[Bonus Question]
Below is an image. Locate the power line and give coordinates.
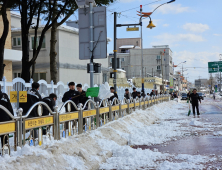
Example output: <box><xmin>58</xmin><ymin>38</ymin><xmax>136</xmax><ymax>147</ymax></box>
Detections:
<box><xmin>119</xmin><ymin>0</ymin><xmax>163</xmax><ymax>13</ymax></box>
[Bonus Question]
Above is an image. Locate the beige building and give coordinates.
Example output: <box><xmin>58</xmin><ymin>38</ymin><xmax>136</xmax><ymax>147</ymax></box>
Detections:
<box><xmin>133</xmin><ymin>77</ymin><xmax>163</xmax><ymax>92</ymax></box>
<box><xmin>0</xmin><ymin>10</ymin><xmax>22</xmax><ymax>81</ymax></box>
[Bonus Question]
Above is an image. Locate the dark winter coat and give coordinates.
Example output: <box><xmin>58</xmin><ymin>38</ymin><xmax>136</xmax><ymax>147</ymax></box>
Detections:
<box><xmin>78</xmin><ymin>90</ymin><xmax>89</xmax><ymax>109</ymax></box>
<box><xmin>42</xmin><ymin>97</ymin><xmax>56</xmax><ymax>116</ymax></box>
<box><xmin>0</xmin><ymin>92</ymin><xmax>14</xmax><ymax>122</ymax></box>
<box><xmin>124</xmin><ymin>93</ymin><xmax>130</xmax><ymax>100</ymax></box>
<box><xmin>189</xmin><ymin>93</ymin><xmax>201</xmax><ymax>104</ymax></box>
<box><xmin>19</xmin><ymin>88</ymin><xmax>42</xmax><ymax>118</ymax></box>
<box><xmin>150</xmin><ymin>92</ymin><xmax>154</xmax><ymax>97</ymax></box>
<box><xmin>62</xmin><ymin>89</ymin><xmax>80</xmax><ymax>111</ymax></box>
<box><xmin>131</xmin><ymin>91</ymin><xmax>138</xmax><ymax>99</ymax></box>
<box><xmin>109</xmin><ymin>92</ymin><xmax>118</xmax><ymax>104</ymax></box>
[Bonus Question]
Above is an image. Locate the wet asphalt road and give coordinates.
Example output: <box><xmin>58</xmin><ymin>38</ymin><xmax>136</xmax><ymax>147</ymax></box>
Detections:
<box><xmin>133</xmin><ymin>97</ymin><xmax>222</xmax><ymax>169</ymax></box>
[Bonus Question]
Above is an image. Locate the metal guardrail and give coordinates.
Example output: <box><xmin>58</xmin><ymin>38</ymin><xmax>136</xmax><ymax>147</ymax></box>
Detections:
<box><xmin>0</xmin><ymin>94</ymin><xmax>170</xmax><ymax>155</ymax></box>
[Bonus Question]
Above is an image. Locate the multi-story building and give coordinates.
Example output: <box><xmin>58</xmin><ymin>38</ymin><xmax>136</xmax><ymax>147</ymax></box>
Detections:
<box><xmin>0</xmin><ymin>11</ymin><xmax>22</xmax><ymax>82</ymax></box>
<box><xmin>11</xmin><ymin>15</ymin><xmax>109</xmax><ymax>85</ymax></box>
<box><xmin>195</xmin><ymin>79</ymin><xmax>208</xmax><ymax>88</ymax></box>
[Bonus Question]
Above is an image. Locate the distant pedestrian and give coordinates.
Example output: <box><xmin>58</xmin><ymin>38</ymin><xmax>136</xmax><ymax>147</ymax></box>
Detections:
<box><xmin>109</xmin><ymin>87</ymin><xmax>118</xmax><ymax>103</ymax></box>
<box><xmin>141</xmin><ymin>90</ymin><xmax>146</xmax><ymax>98</ymax></box>
<box><xmin>213</xmin><ymin>93</ymin><xmax>215</xmax><ymax>100</ymax></box>
<box><xmin>131</xmin><ymin>87</ymin><xmax>137</xmax><ymax>99</ymax></box>
<box><xmin>150</xmin><ymin>90</ymin><xmax>155</xmax><ymax>97</ymax></box>
<box><xmin>124</xmin><ymin>89</ymin><xmax>130</xmax><ymax>100</ymax></box>
<box><xmin>76</xmin><ymin>84</ymin><xmax>89</xmax><ymax>109</ymax></box>
<box><xmin>147</xmin><ymin>93</ymin><xmax>150</xmax><ymax>96</ymax></box>
<box><xmin>42</xmin><ymin>93</ymin><xmax>57</xmax><ymax>135</ymax></box>
<box><xmin>189</xmin><ymin>89</ymin><xmax>201</xmax><ymax>118</ymax></box>
<box><xmin>62</xmin><ymin>82</ymin><xmax>80</xmax><ymax>111</ymax></box>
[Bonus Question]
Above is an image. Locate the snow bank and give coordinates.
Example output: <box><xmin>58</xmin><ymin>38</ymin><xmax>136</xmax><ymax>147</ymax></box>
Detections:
<box><xmin>0</xmin><ymin>101</ymin><xmax>210</xmax><ymax>169</ymax></box>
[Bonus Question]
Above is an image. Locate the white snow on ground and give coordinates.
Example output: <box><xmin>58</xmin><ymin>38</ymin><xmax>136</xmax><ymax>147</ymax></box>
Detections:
<box><xmin>0</xmin><ymin>101</ymin><xmax>218</xmax><ymax>169</ymax></box>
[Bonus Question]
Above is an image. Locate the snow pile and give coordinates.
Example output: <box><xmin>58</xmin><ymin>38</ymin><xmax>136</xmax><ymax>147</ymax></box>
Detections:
<box><xmin>0</xmin><ymin>101</ymin><xmax>212</xmax><ymax>169</ymax></box>
<box><xmin>189</xmin><ymin>120</ymin><xmax>203</xmax><ymax>127</ymax></box>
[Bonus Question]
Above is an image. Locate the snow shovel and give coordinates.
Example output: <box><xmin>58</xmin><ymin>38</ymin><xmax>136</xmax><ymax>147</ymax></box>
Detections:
<box><xmin>188</xmin><ymin>101</ymin><xmax>191</xmax><ymax>116</ymax></box>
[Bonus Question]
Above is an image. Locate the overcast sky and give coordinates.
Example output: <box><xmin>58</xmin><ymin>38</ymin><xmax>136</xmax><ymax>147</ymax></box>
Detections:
<box><xmin>70</xmin><ymin>0</ymin><xmax>222</xmax><ymax>83</ymax></box>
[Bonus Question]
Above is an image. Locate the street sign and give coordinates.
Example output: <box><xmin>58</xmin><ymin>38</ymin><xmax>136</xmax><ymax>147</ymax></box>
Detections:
<box><xmin>208</xmin><ymin>61</ymin><xmax>222</xmax><ymax>73</ymax></box>
<box><xmin>19</xmin><ymin>91</ymin><xmax>27</xmax><ymax>103</ymax></box>
<box><xmin>78</xmin><ymin>6</ymin><xmax>107</xmax><ymax>60</ymax></box>
<box><xmin>10</xmin><ymin>91</ymin><xmax>17</xmax><ymax>103</ymax></box>
<box><xmin>126</xmin><ymin>27</ymin><xmax>139</xmax><ymax>31</ymax></box>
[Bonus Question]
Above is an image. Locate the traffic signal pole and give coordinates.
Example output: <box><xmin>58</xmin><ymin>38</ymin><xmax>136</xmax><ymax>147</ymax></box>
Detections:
<box><xmin>114</xmin><ymin>12</ymin><xmax>117</xmax><ymax>92</ymax></box>
<box><xmin>89</xmin><ymin>2</ymin><xmax>94</xmax><ymax>88</ymax></box>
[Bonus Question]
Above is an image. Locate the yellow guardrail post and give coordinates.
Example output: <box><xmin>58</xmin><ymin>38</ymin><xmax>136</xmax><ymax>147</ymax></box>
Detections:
<box><xmin>23</xmin><ymin>118</ymin><xmax>25</xmax><ymax>146</ymax></box>
<box><xmin>54</xmin><ymin>106</ymin><xmax>58</xmax><ymax>140</ymax></box>
<box><xmin>126</xmin><ymin>99</ymin><xmax>130</xmax><ymax>114</ymax></box>
<box><xmin>119</xmin><ymin>100</ymin><xmax>122</xmax><ymax>117</ymax></box>
<box><xmin>78</xmin><ymin>104</ymin><xmax>83</xmax><ymax>134</ymax></box>
<box><xmin>109</xmin><ymin>101</ymin><xmax>112</xmax><ymax>122</ymax></box>
<box><xmin>133</xmin><ymin>99</ymin><xmax>136</xmax><ymax>111</ymax></box>
<box><xmin>17</xmin><ymin>108</ymin><xmax>23</xmax><ymax>147</ymax></box>
<box><xmin>96</xmin><ymin>102</ymin><xmax>100</xmax><ymax>128</ymax></box>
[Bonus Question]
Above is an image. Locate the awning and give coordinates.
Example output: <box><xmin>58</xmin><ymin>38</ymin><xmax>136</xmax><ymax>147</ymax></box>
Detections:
<box><xmin>119</xmin><ymin>45</ymin><xmax>134</xmax><ymax>49</ymax></box>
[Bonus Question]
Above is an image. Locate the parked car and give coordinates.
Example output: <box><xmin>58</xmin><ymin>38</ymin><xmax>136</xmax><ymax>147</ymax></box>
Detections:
<box><xmin>203</xmin><ymin>93</ymin><xmax>206</xmax><ymax>97</ymax></box>
<box><xmin>197</xmin><ymin>92</ymin><xmax>204</xmax><ymax>100</ymax></box>
<box><xmin>181</xmin><ymin>93</ymin><xmax>188</xmax><ymax>100</ymax></box>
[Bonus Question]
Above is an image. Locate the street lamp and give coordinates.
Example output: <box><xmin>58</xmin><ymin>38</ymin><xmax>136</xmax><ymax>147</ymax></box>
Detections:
<box><xmin>139</xmin><ymin>0</ymin><xmax>176</xmax><ymax>92</ymax></box>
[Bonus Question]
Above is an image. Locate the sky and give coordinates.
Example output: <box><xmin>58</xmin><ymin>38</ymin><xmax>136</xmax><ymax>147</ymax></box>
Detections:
<box><xmin>70</xmin><ymin>0</ymin><xmax>222</xmax><ymax>83</ymax></box>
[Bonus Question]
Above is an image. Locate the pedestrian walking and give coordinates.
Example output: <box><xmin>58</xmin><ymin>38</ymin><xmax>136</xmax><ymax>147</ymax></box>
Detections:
<box><xmin>189</xmin><ymin>89</ymin><xmax>201</xmax><ymax>118</ymax></box>
<box><xmin>109</xmin><ymin>87</ymin><xmax>118</xmax><ymax>103</ymax></box>
<box><xmin>137</xmin><ymin>92</ymin><xmax>141</xmax><ymax>98</ymax></box>
<box><xmin>19</xmin><ymin>82</ymin><xmax>42</xmax><ymax>138</ymax></box>
<box><xmin>150</xmin><ymin>90</ymin><xmax>155</xmax><ymax>97</ymax></box>
<box><xmin>42</xmin><ymin>93</ymin><xmax>57</xmax><ymax>135</ymax></box>
<box><xmin>20</xmin><ymin>82</ymin><xmax>42</xmax><ymax>118</ymax></box>
<box><xmin>76</xmin><ymin>84</ymin><xmax>89</xmax><ymax>109</ymax></box>
<box><xmin>62</xmin><ymin>82</ymin><xmax>80</xmax><ymax>111</ymax></box>
<box><xmin>0</xmin><ymin>85</ymin><xmax>14</xmax><ymax>148</ymax></box>
<box><xmin>124</xmin><ymin>89</ymin><xmax>130</xmax><ymax>100</ymax></box>
<box><xmin>131</xmin><ymin>87</ymin><xmax>137</xmax><ymax>99</ymax></box>
<box><xmin>213</xmin><ymin>92</ymin><xmax>215</xmax><ymax>100</ymax></box>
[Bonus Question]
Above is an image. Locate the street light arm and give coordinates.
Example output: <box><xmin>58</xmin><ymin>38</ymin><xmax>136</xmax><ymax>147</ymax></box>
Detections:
<box><xmin>151</xmin><ymin>0</ymin><xmax>175</xmax><ymax>14</ymax></box>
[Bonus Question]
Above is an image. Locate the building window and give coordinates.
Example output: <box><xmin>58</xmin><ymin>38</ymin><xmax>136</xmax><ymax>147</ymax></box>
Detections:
<box><xmin>157</xmin><ymin>55</ymin><xmax>161</xmax><ymax>60</ymax></box>
<box><xmin>121</xmin><ymin>58</ymin><xmax>124</xmax><ymax>62</ymax></box>
<box><xmin>157</xmin><ymin>65</ymin><xmax>161</xmax><ymax>70</ymax></box>
<box><xmin>31</xmin><ymin>36</ymin><xmax>46</xmax><ymax>49</ymax></box>
<box><xmin>14</xmin><ymin>72</ymin><xmax>21</xmax><ymax>78</ymax></box>
<box><xmin>110</xmin><ymin>58</ymin><xmax>112</xmax><ymax>63</ymax></box>
<box><xmin>33</xmin><ymin>72</ymin><xmax>47</xmax><ymax>82</ymax></box>
<box><xmin>13</xmin><ymin>37</ymin><xmax>21</xmax><ymax>46</ymax></box>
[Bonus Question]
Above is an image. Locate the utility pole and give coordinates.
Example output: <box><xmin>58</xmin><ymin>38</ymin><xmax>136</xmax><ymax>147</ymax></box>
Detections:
<box><xmin>113</xmin><ymin>12</ymin><xmax>117</xmax><ymax>92</ymax></box>
<box><xmin>140</xmin><ymin>5</ymin><xmax>144</xmax><ymax>92</ymax></box>
<box><xmin>89</xmin><ymin>2</ymin><xmax>94</xmax><ymax>88</ymax></box>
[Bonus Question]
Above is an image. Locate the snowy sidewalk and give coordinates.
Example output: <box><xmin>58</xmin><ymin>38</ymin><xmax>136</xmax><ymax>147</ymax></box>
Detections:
<box><xmin>0</xmin><ymin>101</ymin><xmax>221</xmax><ymax>169</ymax></box>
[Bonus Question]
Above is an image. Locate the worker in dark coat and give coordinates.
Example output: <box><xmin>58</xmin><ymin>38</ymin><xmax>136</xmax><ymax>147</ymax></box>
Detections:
<box><xmin>42</xmin><ymin>93</ymin><xmax>57</xmax><ymax>116</ymax></box>
<box><xmin>189</xmin><ymin>89</ymin><xmax>201</xmax><ymax>118</ymax></box>
<box><xmin>109</xmin><ymin>87</ymin><xmax>118</xmax><ymax>104</ymax></box>
<box><xmin>124</xmin><ymin>88</ymin><xmax>130</xmax><ymax>100</ymax></box>
<box><xmin>76</xmin><ymin>84</ymin><xmax>89</xmax><ymax>127</ymax></box>
<box><xmin>62</xmin><ymin>82</ymin><xmax>80</xmax><ymax>111</ymax></box>
<box><xmin>76</xmin><ymin>84</ymin><xmax>89</xmax><ymax>110</ymax></box>
<box><xmin>150</xmin><ymin>90</ymin><xmax>155</xmax><ymax>97</ymax></box>
<box><xmin>20</xmin><ymin>82</ymin><xmax>42</xmax><ymax>118</ymax></box>
<box><xmin>131</xmin><ymin>87</ymin><xmax>137</xmax><ymax>99</ymax></box>
<box><xmin>0</xmin><ymin>87</ymin><xmax>14</xmax><ymax>147</ymax></box>
<box><xmin>42</xmin><ymin>93</ymin><xmax>57</xmax><ymax>135</ymax></box>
